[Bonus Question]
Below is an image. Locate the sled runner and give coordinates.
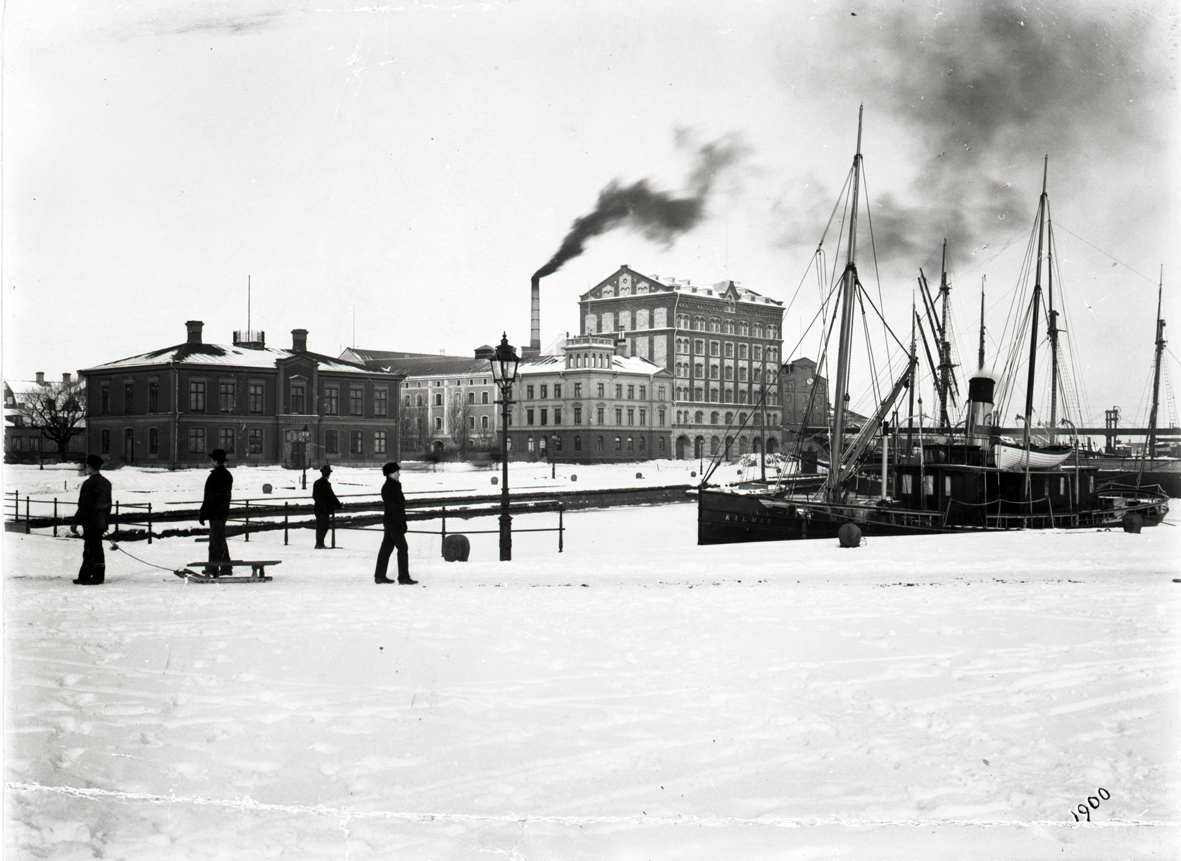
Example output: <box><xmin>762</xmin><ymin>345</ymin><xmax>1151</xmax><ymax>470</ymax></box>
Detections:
<box><xmin>176</xmin><ymin>560</ymin><xmax>282</xmax><ymax>583</ymax></box>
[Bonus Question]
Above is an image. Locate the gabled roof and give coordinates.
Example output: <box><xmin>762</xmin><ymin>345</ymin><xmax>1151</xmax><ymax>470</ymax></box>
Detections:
<box><xmin>358</xmin><ymin>354</ymin><xmax>493</xmax><ymax>378</ymax></box>
<box><xmin>579</xmin><ymin>265</ymin><xmax>782</xmax><ymax>306</ymax></box>
<box><xmin>81</xmin><ymin>342</ymin><xmax>399</xmax><ymax>377</ymax></box>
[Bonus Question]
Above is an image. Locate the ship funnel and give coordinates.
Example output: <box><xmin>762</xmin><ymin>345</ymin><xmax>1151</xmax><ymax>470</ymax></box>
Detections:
<box><xmin>965</xmin><ymin>369</ymin><xmax>998</xmax><ymax>445</ymax></box>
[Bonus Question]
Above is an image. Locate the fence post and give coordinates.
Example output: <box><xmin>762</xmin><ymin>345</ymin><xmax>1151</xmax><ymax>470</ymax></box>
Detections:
<box><xmin>147</xmin><ymin>502</ymin><xmax>153</xmax><ymax>545</ymax></box>
<box><xmin>25</xmin><ymin>496</ymin><xmax>30</xmax><ymax>534</ymax></box>
<box><xmin>284</xmin><ymin>502</ymin><xmax>289</xmax><ymax>546</ymax></box>
<box><xmin>53</xmin><ymin>498</ymin><xmax>58</xmax><ymax>537</ymax></box>
<box><xmin>244</xmin><ymin>500</ymin><xmax>250</xmax><ymax>543</ymax></box>
<box><xmin>558</xmin><ymin>504</ymin><xmax>564</xmax><ymax>553</ymax></box>
<box><xmin>440</xmin><ymin>506</ymin><xmax>447</xmax><ymax>557</ymax></box>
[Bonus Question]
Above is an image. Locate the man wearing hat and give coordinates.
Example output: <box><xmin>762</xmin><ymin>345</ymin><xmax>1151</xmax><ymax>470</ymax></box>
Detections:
<box><xmin>199</xmin><ymin>448</ymin><xmax>234</xmax><ymax>576</ymax></box>
<box><xmin>312</xmin><ymin>464</ymin><xmax>342</xmax><ymax>548</ymax></box>
<box><xmin>374</xmin><ymin>461</ymin><xmax>416</xmax><ymax>584</ymax></box>
<box><xmin>70</xmin><ymin>454</ymin><xmax>112</xmax><ymax>585</ymax></box>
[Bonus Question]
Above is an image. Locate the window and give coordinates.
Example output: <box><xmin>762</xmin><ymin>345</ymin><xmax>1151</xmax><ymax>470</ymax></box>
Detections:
<box><xmin>291</xmin><ymin>383</ymin><xmax>305</xmax><ymax>414</ymax></box>
<box><xmin>189</xmin><ymin>380</ymin><xmax>206</xmax><ymax>413</ymax></box>
<box><xmin>627</xmin><ymin>384</ymin><xmax>635</xmax><ymax>399</ymax></box>
<box><xmin>574</xmin><ymin>407</ymin><xmax>582</xmax><ymax>425</ymax></box>
<box><xmin>614</xmin><ymin>436</ymin><xmax>622</xmax><ymax>451</ymax></box>
<box><xmin>481</xmin><ymin>416</ymin><xmax>489</xmax><ymax>430</ymax></box>
<box><xmin>324</xmin><ymin>430</ymin><xmax>339</xmax><ymax>454</ymax></box>
<box><xmin>711</xmin><ymin>341</ymin><xmax>720</xmax><ymax>357</ymax></box>
<box><xmin>219</xmin><ymin>382</ymin><xmax>235</xmax><ymax>413</ymax></box>
<box><xmin>540</xmin><ymin>408</ymin><xmax>548</xmax><ymax>425</ymax></box>
<box><xmin>554</xmin><ymin>407</ymin><xmax>562</xmax><ymax>424</ymax></box>
<box><xmin>597</xmin><ymin>436</ymin><xmax>604</xmax><ymax>452</ymax></box>
<box><xmin>148</xmin><ymin>381</ymin><xmax>159</xmax><ymax>413</ymax></box>
<box><xmin>219</xmin><ymin>428</ymin><xmax>235</xmax><ymax>453</ymax></box>
<box><xmin>188</xmin><ymin>427</ymin><xmax>205</xmax><ymax>455</ymax></box>
<box><xmin>615</xmin><ymin>384</ymin><xmax>623</xmax><ymax>399</ymax></box>
<box><xmin>375</xmin><ymin>389</ymin><xmax>388</xmax><ymax>418</ymax></box>
<box><xmin>658</xmin><ymin>437</ymin><xmax>665</xmax><ymax>452</ymax></box>
<box><xmin>482</xmin><ymin>392</ymin><xmax>489</xmax><ymax>405</ymax></box>
<box><xmin>597</xmin><ymin>383</ymin><xmax>605</xmax><ymax>398</ymax></box>
<box><xmin>627</xmin><ymin>436</ymin><xmax>634</xmax><ymax>451</ymax></box>
<box><xmin>658</xmin><ymin>409</ymin><xmax>665</xmax><ymax>426</ymax></box>
<box><xmin>526</xmin><ymin>385</ymin><xmax>535</xmax><ymax>399</ymax></box>
<box><xmin>615</xmin><ymin>407</ymin><xmax>623</xmax><ymax>425</ymax></box>
<box><xmin>574</xmin><ymin>383</ymin><xmax>582</xmax><ymax>398</ymax></box>
<box><xmin>467</xmin><ymin>392</ymin><xmax>475</xmax><ymax>405</ymax></box>
<box><xmin>540</xmin><ymin>384</ymin><xmax>548</xmax><ymax>398</ymax></box>
<box><xmin>148</xmin><ymin>427</ymin><xmax>159</xmax><ymax>455</ymax></box>
<box><xmin>597</xmin><ymin>407</ymin><xmax>605</xmax><ymax>425</ymax></box>
<box><xmin>639</xmin><ymin>385</ymin><xmax>646</xmax><ymax>400</ymax></box>
<box><xmin>100</xmin><ymin>382</ymin><xmax>111</xmax><ymax>415</ymax></box>
<box><xmin>639</xmin><ymin>409</ymin><xmax>646</xmax><ymax>426</ymax></box>
<box><xmin>350</xmin><ymin>431</ymin><xmax>363</xmax><ymax>455</ymax></box>
<box><xmin>526</xmin><ymin>409</ymin><xmax>535</xmax><ymax>426</ymax></box>
<box><xmin>375</xmin><ymin>430</ymin><xmax>387</xmax><ymax>455</ymax></box>
<box><xmin>124</xmin><ymin>382</ymin><xmax>134</xmax><ymax>414</ymax></box>
<box><xmin>434</xmin><ymin>417</ymin><xmax>442</xmax><ymax>430</ymax></box>
<box><xmin>351</xmin><ymin>388</ymin><xmax>364</xmax><ymax>416</ymax></box>
<box><xmin>249</xmin><ymin>429</ymin><xmax>264</xmax><ymax>454</ymax></box>
<box><xmin>325</xmin><ymin>386</ymin><xmax>339</xmax><ymax>415</ymax></box>
<box><xmin>249</xmin><ymin>383</ymin><xmax>264</xmax><ymax>414</ymax></box>
<box><xmin>574</xmin><ymin>435</ymin><xmax>582</xmax><ymax>452</ymax></box>
<box><xmin>627</xmin><ymin>408</ymin><xmax>634</xmax><ymax>425</ymax></box>
<box><xmin>554</xmin><ymin>384</ymin><xmax>561</xmax><ymax>398</ymax></box>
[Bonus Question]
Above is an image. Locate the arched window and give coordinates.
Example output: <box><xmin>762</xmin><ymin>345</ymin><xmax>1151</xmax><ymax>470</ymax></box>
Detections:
<box><xmin>482</xmin><ymin>392</ymin><xmax>489</xmax><ymax>404</ymax></box>
<box><xmin>710</xmin><ymin>436</ymin><xmax>720</xmax><ymax>455</ymax></box>
<box><xmin>710</xmin><ymin>411</ymin><xmax>719</xmax><ymax>424</ymax></box>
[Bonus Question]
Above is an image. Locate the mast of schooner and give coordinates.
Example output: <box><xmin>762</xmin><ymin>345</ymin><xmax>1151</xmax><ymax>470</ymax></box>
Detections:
<box><xmin>824</xmin><ymin>107</ymin><xmax>865</xmax><ymax>503</ymax></box>
<box><xmin>1022</xmin><ymin>157</ymin><xmax>1049</xmax><ymax>490</ymax></box>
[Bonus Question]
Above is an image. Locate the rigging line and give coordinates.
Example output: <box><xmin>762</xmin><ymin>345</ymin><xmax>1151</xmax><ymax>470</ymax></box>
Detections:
<box><xmin>857</xmin><ymin>162</ymin><xmax>896</xmax><ymax>386</ymax></box>
<box><xmin>1054</xmin><ymin>223</ymin><xmax>1161</xmax><ymax>285</ymax></box>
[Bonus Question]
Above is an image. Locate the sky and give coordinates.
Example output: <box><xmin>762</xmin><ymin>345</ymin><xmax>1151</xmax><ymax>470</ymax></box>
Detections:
<box><xmin>2</xmin><ymin>0</ymin><xmax>1178</xmax><ymax>428</ymax></box>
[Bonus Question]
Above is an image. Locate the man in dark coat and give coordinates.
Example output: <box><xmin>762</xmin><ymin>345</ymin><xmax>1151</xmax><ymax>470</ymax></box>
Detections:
<box><xmin>71</xmin><ymin>454</ymin><xmax>112</xmax><ymax>585</ymax></box>
<box><xmin>199</xmin><ymin>448</ymin><xmax>233</xmax><ymax>576</ymax></box>
<box><xmin>374</xmin><ymin>461</ymin><xmax>416</xmax><ymax>584</ymax></box>
<box><xmin>312</xmin><ymin>464</ymin><xmax>342</xmax><ymax>548</ymax></box>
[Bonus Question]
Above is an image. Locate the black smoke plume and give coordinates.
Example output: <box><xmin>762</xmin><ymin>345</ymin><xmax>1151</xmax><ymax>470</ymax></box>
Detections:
<box><xmin>780</xmin><ymin>1</ymin><xmax>1170</xmax><ymax>263</ymax></box>
<box><xmin>533</xmin><ymin>136</ymin><xmax>746</xmax><ymax>281</ymax></box>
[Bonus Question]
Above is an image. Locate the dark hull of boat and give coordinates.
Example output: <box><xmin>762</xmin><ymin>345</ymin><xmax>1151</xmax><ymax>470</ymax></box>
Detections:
<box><xmin>697</xmin><ymin>485</ymin><xmax>1170</xmax><ymax>545</ymax></box>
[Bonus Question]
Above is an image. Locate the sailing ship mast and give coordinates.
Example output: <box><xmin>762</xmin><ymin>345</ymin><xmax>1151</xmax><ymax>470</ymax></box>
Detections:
<box><xmin>1022</xmin><ymin>157</ymin><xmax>1050</xmax><ymax>478</ymax></box>
<box><xmin>1147</xmin><ymin>267</ymin><xmax>1166</xmax><ymax>463</ymax></box>
<box><xmin>824</xmin><ymin>106</ymin><xmax>864</xmax><ymax>503</ymax></box>
<box><xmin>978</xmin><ymin>276</ymin><xmax>986</xmax><ymax>369</ymax></box>
<box><xmin>937</xmin><ymin>240</ymin><xmax>953</xmax><ymax>429</ymax></box>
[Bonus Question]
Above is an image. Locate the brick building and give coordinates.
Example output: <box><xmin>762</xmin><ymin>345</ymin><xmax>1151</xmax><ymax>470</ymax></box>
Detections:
<box><xmin>78</xmin><ymin>321</ymin><xmax>404</xmax><ymax>469</ymax></box>
<box><xmin>578</xmin><ymin>265</ymin><xmax>784</xmax><ymax>461</ymax></box>
<box><xmin>780</xmin><ymin>356</ymin><xmax>831</xmax><ymax>452</ymax></box>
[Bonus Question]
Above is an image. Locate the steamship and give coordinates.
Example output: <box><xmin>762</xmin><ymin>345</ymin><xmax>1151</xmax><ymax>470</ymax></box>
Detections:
<box><xmin>697</xmin><ymin>111</ymin><xmax>1169</xmax><ymax>544</ymax></box>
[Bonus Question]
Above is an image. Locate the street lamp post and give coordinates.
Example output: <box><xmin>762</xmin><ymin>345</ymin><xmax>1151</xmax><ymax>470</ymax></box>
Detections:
<box><xmin>300</xmin><ymin>424</ymin><xmax>310</xmax><ymax>490</ymax></box>
<box><xmin>489</xmin><ymin>334</ymin><xmax>520</xmax><ymax>562</ymax></box>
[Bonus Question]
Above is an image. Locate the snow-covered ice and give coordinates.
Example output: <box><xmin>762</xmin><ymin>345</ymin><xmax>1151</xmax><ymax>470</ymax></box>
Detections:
<box><xmin>4</xmin><ymin>461</ymin><xmax>1179</xmax><ymax>859</ymax></box>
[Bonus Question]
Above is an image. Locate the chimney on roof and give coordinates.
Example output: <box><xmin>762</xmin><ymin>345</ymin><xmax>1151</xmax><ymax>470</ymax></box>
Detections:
<box><xmin>186</xmin><ymin>320</ymin><xmax>203</xmax><ymax>344</ymax></box>
<box><xmin>292</xmin><ymin>329</ymin><xmax>308</xmax><ymax>352</ymax></box>
<box><xmin>474</xmin><ymin>344</ymin><xmax>495</xmax><ymax>361</ymax></box>
<box><xmin>35</xmin><ymin>372</ymin><xmax>45</xmax><ymax>384</ymax></box>
<box><xmin>62</xmin><ymin>372</ymin><xmax>72</xmax><ymax>383</ymax></box>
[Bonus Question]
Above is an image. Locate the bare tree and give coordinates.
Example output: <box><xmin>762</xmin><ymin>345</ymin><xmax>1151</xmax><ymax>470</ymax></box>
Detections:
<box><xmin>18</xmin><ymin>378</ymin><xmax>87</xmax><ymax>460</ymax></box>
<box><xmin>447</xmin><ymin>393</ymin><xmax>473</xmax><ymax>459</ymax></box>
<box><xmin>399</xmin><ymin>403</ymin><xmax>428</xmax><ymax>454</ymax></box>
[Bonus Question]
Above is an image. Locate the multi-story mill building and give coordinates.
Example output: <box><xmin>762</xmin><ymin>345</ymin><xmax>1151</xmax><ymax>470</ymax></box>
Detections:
<box><xmin>578</xmin><ymin>265</ymin><xmax>784</xmax><ymax>461</ymax></box>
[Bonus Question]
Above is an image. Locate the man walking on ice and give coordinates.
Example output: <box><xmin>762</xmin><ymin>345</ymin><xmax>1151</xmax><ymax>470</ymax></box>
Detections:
<box><xmin>374</xmin><ymin>461</ymin><xmax>416</xmax><ymax>585</ymax></box>
<box><xmin>71</xmin><ymin>454</ymin><xmax>112</xmax><ymax>585</ymax></box>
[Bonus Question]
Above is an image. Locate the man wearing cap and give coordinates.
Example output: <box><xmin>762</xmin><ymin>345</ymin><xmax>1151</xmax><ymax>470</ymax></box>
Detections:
<box><xmin>70</xmin><ymin>454</ymin><xmax>112</xmax><ymax>585</ymax></box>
<box><xmin>374</xmin><ymin>461</ymin><xmax>416</xmax><ymax>584</ymax></box>
<box><xmin>199</xmin><ymin>448</ymin><xmax>234</xmax><ymax>577</ymax></box>
<box><xmin>312</xmin><ymin>464</ymin><xmax>342</xmax><ymax>549</ymax></box>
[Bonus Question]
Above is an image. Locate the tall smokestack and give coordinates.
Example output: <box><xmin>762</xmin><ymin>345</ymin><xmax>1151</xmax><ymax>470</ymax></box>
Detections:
<box><xmin>530</xmin><ymin>275</ymin><xmax>541</xmax><ymax>353</ymax></box>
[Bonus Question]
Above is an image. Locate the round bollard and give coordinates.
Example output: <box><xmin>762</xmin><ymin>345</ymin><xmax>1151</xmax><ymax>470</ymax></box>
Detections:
<box><xmin>442</xmin><ymin>533</ymin><xmax>471</xmax><ymax>562</ymax></box>
<box><xmin>1122</xmin><ymin>512</ymin><xmax>1143</xmax><ymax>534</ymax></box>
<box><xmin>262</xmin><ymin>483</ymin><xmax>273</xmax><ymax>494</ymax></box>
<box><xmin>837</xmin><ymin>522</ymin><xmax>862</xmax><ymax>548</ymax></box>
<box><xmin>491</xmin><ymin>476</ymin><xmax>498</xmax><ymax>485</ymax></box>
